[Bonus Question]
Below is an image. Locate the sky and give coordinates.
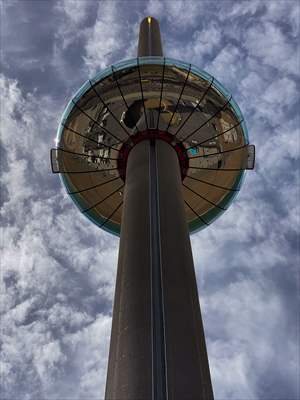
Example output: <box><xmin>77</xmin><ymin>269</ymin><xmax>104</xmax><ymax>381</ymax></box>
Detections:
<box><xmin>0</xmin><ymin>0</ymin><xmax>299</xmax><ymax>399</ymax></box>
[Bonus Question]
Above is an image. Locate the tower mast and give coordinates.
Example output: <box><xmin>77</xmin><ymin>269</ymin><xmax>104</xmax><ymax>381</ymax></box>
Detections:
<box><xmin>105</xmin><ymin>17</ymin><xmax>214</xmax><ymax>400</ymax></box>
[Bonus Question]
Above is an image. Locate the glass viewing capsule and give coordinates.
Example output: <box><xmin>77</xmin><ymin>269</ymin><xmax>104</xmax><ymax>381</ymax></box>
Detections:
<box><xmin>51</xmin><ymin>57</ymin><xmax>255</xmax><ymax>235</ymax></box>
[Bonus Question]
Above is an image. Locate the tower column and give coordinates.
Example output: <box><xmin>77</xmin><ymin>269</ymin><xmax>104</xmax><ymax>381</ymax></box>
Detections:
<box><xmin>105</xmin><ymin>140</ymin><xmax>153</xmax><ymax>399</ymax></box>
<box><xmin>105</xmin><ymin>139</ymin><xmax>214</xmax><ymax>400</ymax></box>
<box><xmin>156</xmin><ymin>140</ymin><xmax>214</xmax><ymax>400</ymax></box>
<box><xmin>105</xmin><ymin>15</ymin><xmax>214</xmax><ymax>400</ymax></box>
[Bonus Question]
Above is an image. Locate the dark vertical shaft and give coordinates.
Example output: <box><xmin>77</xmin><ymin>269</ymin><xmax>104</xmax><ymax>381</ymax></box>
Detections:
<box><xmin>105</xmin><ymin>138</ymin><xmax>214</xmax><ymax>399</ymax></box>
<box><xmin>105</xmin><ymin>16</ymin><xmax>214</xmax><ymax>400</ymax></box>
<box><xmin>105</xmin><ymin>141</ymin><xmax>152</xmax><ymax>400</ymax></box>
<box><xmin>139</xmin><ymin>16</ymin><xmax>166</xmax><ymax>399</ymax></box>
<box><xmin>156</xmin><ymin>140</ymin><xmax>214</xmax><ymax>400</ymax></box>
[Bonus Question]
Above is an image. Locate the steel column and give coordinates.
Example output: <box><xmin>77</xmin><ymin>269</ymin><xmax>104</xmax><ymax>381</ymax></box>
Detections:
<box><xmin>105</xmin><ymin>16</ymin><xmax>214</xmax><ymax>400</ymax></box>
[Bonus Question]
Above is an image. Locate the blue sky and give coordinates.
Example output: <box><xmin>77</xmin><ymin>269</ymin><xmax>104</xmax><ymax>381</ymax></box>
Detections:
<box><xmin>1</xmin><ymin>1</ymin><xmax>299</xmax><ymax>399</ymax></box>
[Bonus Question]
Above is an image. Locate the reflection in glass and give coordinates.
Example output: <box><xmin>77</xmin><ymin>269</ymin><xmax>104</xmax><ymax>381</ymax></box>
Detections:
<box><xmin>53</xmin><ymin>57</ymin><xmax>252</xmax><ymax>235</ymax></box>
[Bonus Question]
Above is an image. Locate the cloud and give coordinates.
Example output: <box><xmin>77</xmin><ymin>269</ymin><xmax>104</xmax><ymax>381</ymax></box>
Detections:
<box><xmin>206</xmin><ymin>279</ymin><xmax>299</xmax><ymax>400</ymax></box>
<box><xmin>83</xmin><ymin>1</ymin><xmax>131</xmax><ymax>74</ymax></box>
<box><xmin>225</xmin><ymin>0</ymin><xmax>262</xmax><ymax>19</ymax></box>
<box><xmin>0</xmin><ymin>72</ymin><xmax>117</xmax><ymax>399</ymax></box>
<box><xmin>146</xmin><ymin>0</ymin><xmax>164</xmax><ymax>17</ymax></box>
<box><xmin>244</xmin><ymin>20</ymin><xmax>299</xmax><ymax>76</ymax></box>
<box><xmin>261</xmin><ymin>77</ymin><xmax>298</xmax><ymax>107</ymax></box>
<box><xmin>56</xmin><ymin>0</ymin><xmax>90</xmax><ymax>26</ymax></box>
<box><xmin>265</xmin><ymin>1</ymin><xmax>300</xmax><ymax>37</ymax></box>
<box><xmin>206</xmin><ymin>44</ymin><xmax>244</xmax><ymax>89</ymax></box>
<box><xmin>147</xmin><ymin>0</ymin><xmax>204</xmax><ymax>29</ymax></box>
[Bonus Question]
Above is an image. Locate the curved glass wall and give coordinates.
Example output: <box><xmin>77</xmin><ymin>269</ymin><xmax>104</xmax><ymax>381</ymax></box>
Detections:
<box><xmin>52</xmin><ymin>57</ymin><xmax>252</xmax><ymax>236</ymax></box>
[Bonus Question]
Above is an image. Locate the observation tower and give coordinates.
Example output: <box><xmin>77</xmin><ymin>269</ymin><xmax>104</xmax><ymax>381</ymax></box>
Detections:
<box><xmin>51</xmin><ymin>17</ymin><xmax>254</xmax><ymax>400</ymax></box>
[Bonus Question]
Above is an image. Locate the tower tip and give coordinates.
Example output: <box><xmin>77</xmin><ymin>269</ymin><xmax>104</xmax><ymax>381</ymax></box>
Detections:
<box><xmin>138</xmin><ymin>16</ymin><xmax>163</xmax><ymax>57</ymax></box>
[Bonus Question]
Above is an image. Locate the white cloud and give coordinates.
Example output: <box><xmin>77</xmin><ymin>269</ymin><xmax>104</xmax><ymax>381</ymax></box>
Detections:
<box><xmin>211</xmin><ymin>346</ymin><xmax>255</xmax><ymax>400</ymax></box>
<box><xmin>261</xmin><ymin>77</ymin><xmax>298</xmax><ymax>107</ymax></box>
<box><xmin>192</xmin><ymin>23</ymin><xmax>222</xmax><ymax>55</ymax></box>
<box><xmin>147</xmin><ymin>0</ymin><xmax>204</xmax><ymax>29</ymax></box>
<box><xmin>46</xmin><ymin>303</ymin><xmax>93</xmax><ymax>329</ymax></box>
<box><xmin>146</xmin><ymin>0</ymin><xmax>164</xmax><ymax>17</ymax></box>
<box><xmin>207</xmin><ymin>44</ymin><xmax>242</xmax><ymax>88</ymax></box>
<box><xmin>83</xmin><ymin>1</ymin><xmax>128</xmax><ymax>74</ymax></box>
<box><xmin>63</xmin><ymin>315</ymin><xmax>111</xmax><ymax>398</ymax></box>
<box><xmin>54</xmin><ymin>0</ymin><xmax>91</xmax><ymax>49</ymax></box>
<box><xmin>240</xmin><ymin>71</ymin><xmax>268</xmax><ymax>97</ymax></box>
<box><xmin>226</xmin><ymin>0</ymin><xmax>262</xmax><ymax>19</ymax></box>
<box><xmin>265</xmin><ymin>1</ymin><xmax>300</xmax><ymax>37</ymax></box>
<box><xmin>245</xmin><ymin>21</ymin><xmax>299</xmax><ymax>75</ymax></box>
<box><xmin>0</xmin><ymin>72</ymin><xmax>116</xmax><ymax>399</ymax></box>
<box><xmin>166</xmin><ymin>21</ymin><xmax>223</xmax><ymax>66</ymax></box>
<box><xmin>56</xmin><ymin>0</ymin><xmax>90</xmax><ymax>25</ymax></box>
<box><xmin>205</xmin><ymin>278</ymin><xmax>297</xmax><ymax>400</ymax></box>
<box><xmin>34</xmin><ymin>340</ymin><xmax>66</xmax><ymax>382</ymax></box>
<box><xmin>0</xmin><ymin>74</ymin><xmax>60</xmax><ymax>181</ymax></box>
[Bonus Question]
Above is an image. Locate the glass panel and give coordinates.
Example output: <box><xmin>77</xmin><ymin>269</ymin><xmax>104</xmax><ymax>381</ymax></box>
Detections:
<box><xmin>56</xmin><ymin>122</ymin><xmax>64</xmax><ymax>142</ymax></box>
<box><xmin>112</xmin><ymin>58</ymin><xmax>138</xmax><ymax>73</ymax></box>
<box><xmin>90</xmin><ymin>65</ymin><xmax>115</xmax><ymax>85</ymax></box>
<box><xmin>72</xmin><ymin>80</ymin><xmax>92</xmax><ymax>104</ymax></box>
<box><xmin>139</xmin><ymin>62</ymin><xmax>165</xmax><ymax>130</ymax></box>
<box><xmin>190</xmin><ymin>64</ymin><xmax>213</xmax><ymax>83</ymax></box>
<box><xmin>229</xmin><ymin>96</ymin><xmax>243</xmax><ymax>121</ymax></box>
<box><xmin>240</xmin><ymin>120</ymin><xmax>249</xmax><ymax>143</ymax></box>
<box><xmin>157</xmin><ymin>64</ymin><xmax>188</xmax><ymax>132</ymax></box>
<box><xmin>246</xmin><ymin>145</ymin><xmax>255</xmax><ymax>169</ymax></box>
<box><xmin>165</xmin><ymin>57</ymin><xmax>191</xmax><ymax>72</ymax></box>
<box><xmin>110</xmin><ymin>65</ymin><xmax>143</xmax><ymax>134</ymax></box>
<box><xmin>170</xmin><ymin>74</ymin><xmax>213</xmax><ymax>139</ymax></box>
<box><xmin>139</xmin><ymin>56</ymin><xmax>164</xmax><ymax>65</ymax></box>
<box><xmin>212</xmin><ymin>77</ymin><xmax>232</xmax><ymax>99</ymax></box>
<box><xmin>50</xmin><ymin>148</ymin><xmax>59</xmax><ymax>173</ymax></box>
<box><xmin>61</xmin><ymin>99</ymin><xmax>75</xmax><ymax>123</ymax></box>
